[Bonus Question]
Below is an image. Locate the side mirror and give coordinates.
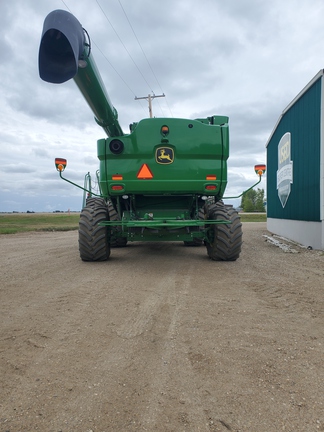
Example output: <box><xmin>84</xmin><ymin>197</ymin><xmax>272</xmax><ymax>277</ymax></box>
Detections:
<box><xmin>55</xmin><ymin>158</ymin><xmax>67</xmax><ymax>172</ymax></box>
<box><xmin>254</xmin><ymin>164</ymin><xmax>266</xmax><ymax>176</ymax></box>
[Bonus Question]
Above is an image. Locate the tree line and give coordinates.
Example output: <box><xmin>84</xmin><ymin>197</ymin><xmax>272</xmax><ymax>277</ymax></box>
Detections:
<box><xmin>240</xmin><ymin>188</ymin><xmax>265</xmax><ymax>212</ymax></box>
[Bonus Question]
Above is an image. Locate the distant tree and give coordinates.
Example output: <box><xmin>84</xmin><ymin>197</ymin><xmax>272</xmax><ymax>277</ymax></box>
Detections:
<box><xmin>255</xmin><ymin>188</ymin><xmax>265</xmax><ymax>212</ymax></box>
<box><xmin>241</xmin><ymin>188</ymin><xmax>265</xmax><ymax>212</ymax></box>
<box><xmin>241</xmin><ymin>189</ymin><xmax>256</xmax><ymax>212</ymax></box>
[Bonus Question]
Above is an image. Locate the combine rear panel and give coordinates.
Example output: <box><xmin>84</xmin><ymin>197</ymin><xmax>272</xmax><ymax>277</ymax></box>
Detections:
<box><xmin>100</xmin><ymin>116</ymin><xmax>228</xmax><ymax>198</ymax></box>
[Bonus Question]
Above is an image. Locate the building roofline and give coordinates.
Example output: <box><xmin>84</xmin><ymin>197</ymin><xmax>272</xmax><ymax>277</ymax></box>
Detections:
<box><xmin>266</xmin><ymin>69</ymin><xmax>324</xmax><ymax>147</ymax></box>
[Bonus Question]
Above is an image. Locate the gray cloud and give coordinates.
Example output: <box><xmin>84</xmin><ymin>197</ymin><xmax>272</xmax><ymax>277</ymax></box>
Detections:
<box><xmin>1</xmin><ymin>0</ymin><xmax>323</xmax><ymax>211</ymax></box>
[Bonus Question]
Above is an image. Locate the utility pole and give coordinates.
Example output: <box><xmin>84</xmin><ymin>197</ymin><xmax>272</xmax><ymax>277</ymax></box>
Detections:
<box><xmin>135</xmin><ymin>93</ymin><xmax>165</xmax><ymax>118</ymax></box>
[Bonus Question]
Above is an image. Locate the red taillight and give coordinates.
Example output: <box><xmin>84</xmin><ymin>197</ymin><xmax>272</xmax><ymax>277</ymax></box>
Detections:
<box><xmin>112</xmin><ymin>185</ymin><xmax>123</xmax><ymax>191</ymax></box>
<box><xmin>205</xmin><ymin>185</ymin><xmax>217</xmax><ymax>190</ymax></box>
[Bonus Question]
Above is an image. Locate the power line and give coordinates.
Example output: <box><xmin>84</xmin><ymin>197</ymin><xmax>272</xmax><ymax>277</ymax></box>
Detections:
<box><xmin>92</xmin><ymin>41</ymin><xmax>148</xmax><ymax>116</ymax></box>
<box><xmin>61</xmin><ymin>0</ymin><xmax>71</xmax><ymax>11</ymax></box>
<box><xmin>117</xmin><ymin>0</ymin><xmax>173</xmax><ymax>117</ymax></box>
<box><xmin>95</xmin><ymin>0</ymin><xmax>154</xmax><ymax>93</ymax></box>
<box><xmin>118</xmin><ymin>0</ymin><xmax>160</xmax><ymax>88</ymax></box>
<box><xmin>60</xmin><ymin>0</ymin><xmax>147</xmax><ymax>115</ymax></box>
<box><xmin>91</xmin><ymin>40</ymin><xmax>136</xmax><ymax>98</ymax></box>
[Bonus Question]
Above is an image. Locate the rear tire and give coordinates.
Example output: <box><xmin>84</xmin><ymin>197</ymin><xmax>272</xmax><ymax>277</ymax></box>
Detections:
<box><xmin>79</xmin><ymin>197</ymin><xmax>110</xmax><ymax>261</ymax></box>
<box><xmin>205</xmin><ymin>201</ymin><xmax>242</xmax><ymax>261</ymax></box>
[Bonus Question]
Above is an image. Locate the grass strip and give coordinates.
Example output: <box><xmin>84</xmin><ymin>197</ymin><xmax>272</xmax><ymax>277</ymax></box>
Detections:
<box><xmin>0</xmin><ymin>212</ymin><xmax>266</xmax><ymax>235</ymax></box>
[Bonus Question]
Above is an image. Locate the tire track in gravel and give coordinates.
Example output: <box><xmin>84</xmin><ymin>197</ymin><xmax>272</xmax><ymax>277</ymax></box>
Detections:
<box><xmin>136</xmin><ymin>274</ymin><xmax>208</xmax><ymax>430</ymax></box>
<box><xmin>115</xmin><ymin>274</ymin><xmax>175</xmax><ymax>340</ymax></box>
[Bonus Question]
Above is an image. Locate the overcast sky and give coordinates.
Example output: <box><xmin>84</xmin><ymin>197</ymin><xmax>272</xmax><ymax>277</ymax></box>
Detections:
<box><xmin>1</xmin><ymin>0</ymin><xmax>324</xmax><ymax>212</ymax></box>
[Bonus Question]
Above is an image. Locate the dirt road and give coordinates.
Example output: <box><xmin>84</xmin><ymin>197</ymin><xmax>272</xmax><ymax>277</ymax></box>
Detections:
<box><xmin>0</xmin><ymin>223</ymin><xmax>323</xmax><ymax>432</ymax></box>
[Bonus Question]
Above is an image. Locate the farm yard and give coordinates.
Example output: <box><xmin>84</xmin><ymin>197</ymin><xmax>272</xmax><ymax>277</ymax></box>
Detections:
<box><xmin>0</xmin><ymin>222</ymin><xmax>323</xmax><ymax>431</ymax></box>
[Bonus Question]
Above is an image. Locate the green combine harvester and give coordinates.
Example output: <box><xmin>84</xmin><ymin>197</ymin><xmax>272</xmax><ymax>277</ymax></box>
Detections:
<box><xmin>39</xmin><ymin>10</ymin><xmax>265</xmax><ymax>262</ymax></box>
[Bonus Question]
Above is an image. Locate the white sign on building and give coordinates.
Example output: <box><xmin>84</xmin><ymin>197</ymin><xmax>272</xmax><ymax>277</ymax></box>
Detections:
<box><xmin>277</xmin><ymin>132</ymin><xmax>293</xmax><ymax>208</ymax></box>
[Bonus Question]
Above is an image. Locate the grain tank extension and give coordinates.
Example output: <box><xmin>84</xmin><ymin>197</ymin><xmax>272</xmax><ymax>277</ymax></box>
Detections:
<box><xmin>39</xmin><ymin>10</ymin><xmax>265</xmax><ymax>261</ymax></box>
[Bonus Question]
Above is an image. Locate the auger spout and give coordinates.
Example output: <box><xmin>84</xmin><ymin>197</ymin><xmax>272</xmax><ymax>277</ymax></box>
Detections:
<box><xmin>39</xmin><ymin>9</ymin><xmax>123</xmax><ymax>137</ymax></box>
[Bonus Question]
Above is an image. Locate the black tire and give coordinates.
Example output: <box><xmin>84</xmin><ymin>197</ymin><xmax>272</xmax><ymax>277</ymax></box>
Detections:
<box><xmin>184</xmin><ymin>207</ymin><xmax>205</xmax><ymax>246</ymax></box>
<box><xmin>205</xmin><ymin>201</ymin><xmax>242</xmax><ymax>261</ymax></box>
<box><xmin>108</xmin><ymin>201</ymin><xmax>128</xmax><ymax>247</ymax></box>
<box><xmin>79</xmin><ymin>197</ymin><xmax>110</xmax><ymax>261</ymax></box>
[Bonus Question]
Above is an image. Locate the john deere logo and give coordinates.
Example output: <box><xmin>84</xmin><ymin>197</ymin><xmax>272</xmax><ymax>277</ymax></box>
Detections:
<box><xmin>156</xmin><ymin>147</ymin><xmax>174</xmax><ymax>164</ymax></box>
<box><xmin>277</xmin><ymin>132</ymin><xmax>293</xmax><ymax>208</ymax></box>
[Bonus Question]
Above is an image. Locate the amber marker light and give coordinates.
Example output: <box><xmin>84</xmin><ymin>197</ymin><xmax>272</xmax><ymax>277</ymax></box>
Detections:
<box><xmin>206</xmin><ymin>175</ymin><xmax>217</xmax><ymax>180</ymax></box>
<box><xmin>161</xmin><ymin>125</ymin><xmax>169</xmax><ymax>135</ymax></box>
<box><xmin>112</xmin><ymin>175</ymin><xmax>123</xmax><ymax>180</ymax></box>
<box><xmin>55</xmin><ymin>158</ymin><xmax>67</xmax><ymax>172</ymax></box>
<box><xmin>254</xmin><ymin>164</ymin><xmax>266</xmax><ymax>176</ymax></box>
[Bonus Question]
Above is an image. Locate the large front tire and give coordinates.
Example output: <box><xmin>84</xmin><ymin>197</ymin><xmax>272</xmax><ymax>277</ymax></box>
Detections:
<box><xmin>205</xmin><ymin>202</ymin><xmax>242</xmax><ymax>261</ymax></box>
<box><xmin>79</xmin><ymin>198</ymin><xmax>110</xmax><ymax>261</ymax></box>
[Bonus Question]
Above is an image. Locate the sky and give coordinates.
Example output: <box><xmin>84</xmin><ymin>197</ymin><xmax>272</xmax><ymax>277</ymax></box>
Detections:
<box><xmin>1</xmin><ymin>0</ymin><xmax>324</xmax><ymax>212</ymax></box>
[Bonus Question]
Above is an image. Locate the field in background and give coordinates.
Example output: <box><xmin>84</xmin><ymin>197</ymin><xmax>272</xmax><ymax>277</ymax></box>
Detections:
<box><xmin>0</xmin><ymin>212</ymin><xmax>266</xmax><ymax>235</ymax></box>
<box><xmin>239</xmin><ymin>213</ymin><xmax>266</xmax><ymax>222</ymax></box>
<box><xmin>0</xmin><ymin>213</ymin><xmax>80</xmax><ymax>234</ymax></box>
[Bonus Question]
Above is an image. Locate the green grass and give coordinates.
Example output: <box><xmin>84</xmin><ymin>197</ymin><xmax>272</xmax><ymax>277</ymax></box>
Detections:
<box><xmin>239</xmin><ymin>213</ymin><xmax>267</xmax><ymax>222</ymax></box>
<box><xmin>0</xmin><ymin>211</ymin><xmax>266</xmax><ymax>235</ymax></box>
<box><xmin>0</xmin><ymin>213</ymin><xmax>80</xmax><ymax>234</ymax></box>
